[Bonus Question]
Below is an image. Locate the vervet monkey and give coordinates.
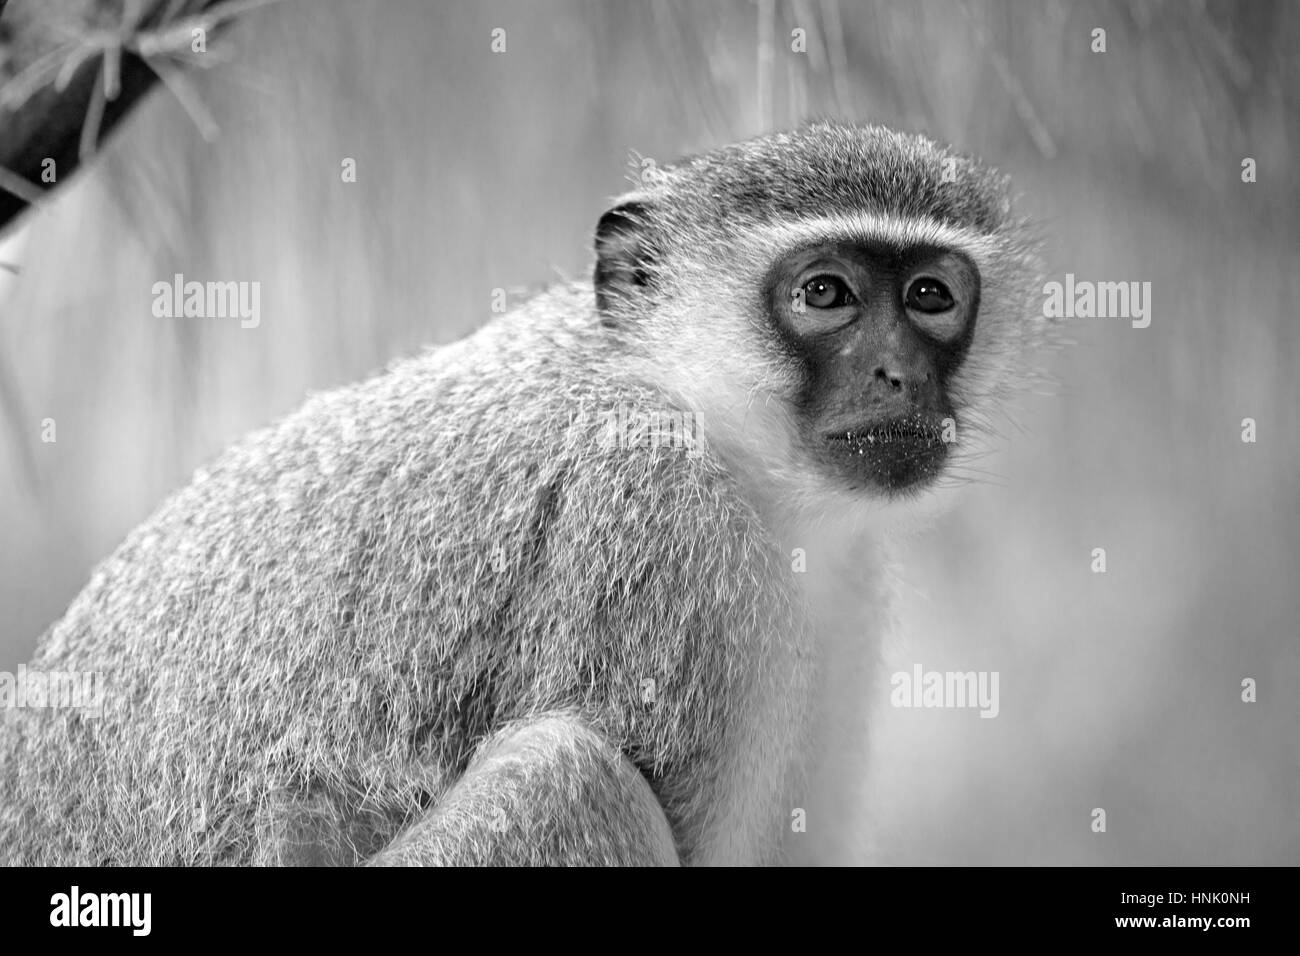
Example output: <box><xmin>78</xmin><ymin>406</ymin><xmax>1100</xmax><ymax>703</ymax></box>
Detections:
<box><xmin>0</xmin><ymin>122</ymin><xmax>1041</xmax><ymax>866</ymax></box>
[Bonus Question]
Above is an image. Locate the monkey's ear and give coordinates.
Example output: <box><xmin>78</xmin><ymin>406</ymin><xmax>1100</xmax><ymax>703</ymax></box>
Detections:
<box><xmin>594</xmin><ymin>200</ymin><xmax>656</xmax><ymax>316</ymax></box>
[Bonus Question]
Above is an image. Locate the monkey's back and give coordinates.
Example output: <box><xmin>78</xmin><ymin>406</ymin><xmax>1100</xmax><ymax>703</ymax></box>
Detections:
<box><xmin>0</xmin><ymin>285</ymin><xmax>806</xmax><ymax>865</ymax></box>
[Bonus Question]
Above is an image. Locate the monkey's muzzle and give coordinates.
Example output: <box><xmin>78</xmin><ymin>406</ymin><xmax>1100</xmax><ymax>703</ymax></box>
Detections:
<box><xmin>824</xmin><ymin>416</ymin><xmax>949</xmax><ymax>490</ymax></box>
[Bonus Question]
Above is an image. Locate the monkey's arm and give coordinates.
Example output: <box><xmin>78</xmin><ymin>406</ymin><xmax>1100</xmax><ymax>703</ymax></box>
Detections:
<box><xmin>366</xmin><ymin>712</ymin><xmax>679</xmax><ymax>867</ymax></box>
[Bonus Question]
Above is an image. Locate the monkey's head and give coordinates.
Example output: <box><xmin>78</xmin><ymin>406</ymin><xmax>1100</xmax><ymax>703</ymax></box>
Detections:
<box><xmin>594</xmin><ymin>122</ymin><xmax>1043</xmax><ymax>513</ymax></box>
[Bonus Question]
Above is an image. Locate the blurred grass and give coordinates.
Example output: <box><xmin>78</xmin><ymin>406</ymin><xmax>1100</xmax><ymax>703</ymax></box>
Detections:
<box><xmin>0</xmin><ymin>0</ymin><xmax>1296</xmax><ymax>863</ymax></box>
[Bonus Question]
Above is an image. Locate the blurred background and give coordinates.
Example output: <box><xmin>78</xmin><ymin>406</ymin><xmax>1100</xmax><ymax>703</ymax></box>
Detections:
<box><xmin>0</xmin><ymin>0</ymin><xmax>1296</xmax><ymax>864</ymax></box>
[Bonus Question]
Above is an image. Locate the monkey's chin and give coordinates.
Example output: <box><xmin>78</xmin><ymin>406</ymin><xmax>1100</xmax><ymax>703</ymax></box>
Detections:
<box><xmin>822</xmin><ymin>421</ymin><xmax>949</xmax><ymax>495</ymax></box>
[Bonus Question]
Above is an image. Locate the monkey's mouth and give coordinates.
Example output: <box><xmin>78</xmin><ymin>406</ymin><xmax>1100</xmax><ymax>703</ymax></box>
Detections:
<box><xmin>823</xmin><ymin>417</ymin><xmax>949</xmax><ymax>490</ymax></box>
<box><xmin>827</xmin><ymin>419</ymin><xmax>942</xmax><ymax>447</ymax></box>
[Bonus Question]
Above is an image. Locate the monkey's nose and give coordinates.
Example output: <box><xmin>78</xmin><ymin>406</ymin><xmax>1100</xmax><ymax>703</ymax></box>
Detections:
<box><xmin>873</xmin><ymin>366</ymin><xmax>905</xmax><ymax>390</ymax></box>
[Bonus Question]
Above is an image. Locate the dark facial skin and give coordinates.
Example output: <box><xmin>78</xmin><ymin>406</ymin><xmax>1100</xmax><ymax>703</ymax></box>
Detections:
<box><xmin>765</xmin><ymin>241</ymin><xmax>980</xmax><ymax>493</ymax></box>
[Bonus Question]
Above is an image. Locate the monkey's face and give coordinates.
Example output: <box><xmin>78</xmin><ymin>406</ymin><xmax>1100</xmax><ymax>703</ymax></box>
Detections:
<box><xmin>766</xmin><ymin>241</ymin><xmax>979</xmax><ymax>495</ymax></box>
<box><xmin>592</xmin><ymin>123</ymin><xmax>1041</xmax><ymax>512</ymax></box>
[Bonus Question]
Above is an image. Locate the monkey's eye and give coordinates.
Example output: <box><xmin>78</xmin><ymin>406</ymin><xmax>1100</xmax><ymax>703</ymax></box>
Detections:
<box><xmin>905</xmin><ymin>277</ymin><xmax>955</xmax><ymax>313</ymax></box>
<box><xmin>802</xmin><ymin>275</ymin><xmax>855</xmax><ymax>309</ymax></box>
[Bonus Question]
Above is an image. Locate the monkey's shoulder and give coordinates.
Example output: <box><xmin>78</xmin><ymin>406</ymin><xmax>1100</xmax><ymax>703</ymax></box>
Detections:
<box><xmin>38</xmin><ymin>299</ymin><xmax>794</xmax><ymax>678</ymax></box>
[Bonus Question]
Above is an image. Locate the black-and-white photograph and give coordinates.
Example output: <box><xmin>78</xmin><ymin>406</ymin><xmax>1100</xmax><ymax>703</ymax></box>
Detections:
<box><xmin>0</xmin><ymin>0</ymin><xmax>1294</xmax><ymax>908</ymax></box>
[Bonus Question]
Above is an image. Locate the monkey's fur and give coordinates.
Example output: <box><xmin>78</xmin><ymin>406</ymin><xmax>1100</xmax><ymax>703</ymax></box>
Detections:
<box><xmin>0</xmin><ymin>122</ymin><xmax>1040</xmax><ymax>866</ymax></box>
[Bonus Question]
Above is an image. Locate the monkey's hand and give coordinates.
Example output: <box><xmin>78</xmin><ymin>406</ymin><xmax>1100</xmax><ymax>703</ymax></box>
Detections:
<box><xmin>366</xmin><ymin>712</ymin><xmax>679</xmax><ymax>866</ymax></box>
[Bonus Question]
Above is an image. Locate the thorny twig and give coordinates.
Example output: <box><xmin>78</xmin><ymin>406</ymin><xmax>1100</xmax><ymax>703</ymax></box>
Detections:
<box><xmin>0</xmin><ymin>0</ymin><xmax>283</xmax><ymax>164</ymax></box>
